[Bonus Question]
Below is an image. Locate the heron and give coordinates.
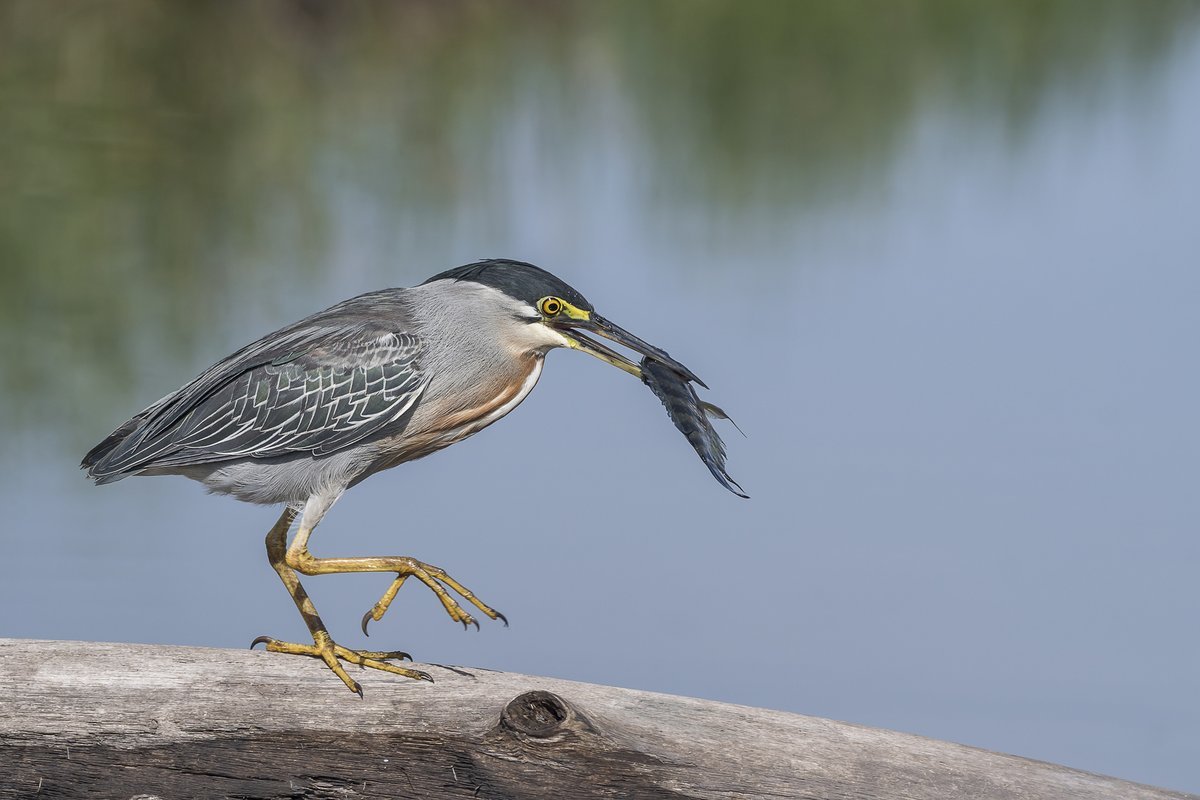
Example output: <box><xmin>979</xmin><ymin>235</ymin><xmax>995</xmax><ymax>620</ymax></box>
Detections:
<box><xmin>82</xmin><ymin>259</ymin><xmax>735</xmax><ymax>695</ymax></box>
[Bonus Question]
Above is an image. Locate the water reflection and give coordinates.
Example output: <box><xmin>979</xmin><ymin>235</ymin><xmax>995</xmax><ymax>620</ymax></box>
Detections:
<box><xmin>2</xmin><ymin>1</ymin><xmax>1196</xmax><ymax>437</ymax></box>
<box><xmin>2</xmin><ymin>1</ymin><xmax>1199</xmax><ymax>793</ymax></box>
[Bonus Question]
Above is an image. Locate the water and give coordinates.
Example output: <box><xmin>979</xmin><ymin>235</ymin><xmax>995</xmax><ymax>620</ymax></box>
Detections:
<box><xmin>2</xmin><ymin>1</ymin><xmax>1198</xmax><ymax>792</ymax></box>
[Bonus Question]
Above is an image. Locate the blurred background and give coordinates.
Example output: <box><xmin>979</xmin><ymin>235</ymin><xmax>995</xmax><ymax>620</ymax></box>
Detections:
<box><xmin>2</xmin><ymin>0</ymin><xmax>1198</xmax><ymax>792</ymax></box>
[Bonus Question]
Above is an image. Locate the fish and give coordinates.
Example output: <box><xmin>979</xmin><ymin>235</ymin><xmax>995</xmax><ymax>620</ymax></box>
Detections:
<box><xmin>640</xmin><ymin>356</ymin><xmax>748</xmax><ymax>498</ymax></box>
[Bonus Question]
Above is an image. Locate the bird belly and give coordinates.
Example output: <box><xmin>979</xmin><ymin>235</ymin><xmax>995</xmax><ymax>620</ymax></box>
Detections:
<box><xmin>166</xmin><ymin>447</ymin><xmax>374</xmax><ymax>505</ymax></box>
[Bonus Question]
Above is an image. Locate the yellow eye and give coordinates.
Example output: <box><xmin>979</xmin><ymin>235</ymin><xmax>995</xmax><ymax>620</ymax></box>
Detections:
<box><xmin>540</xmin><ymin>297</ymin><xmax>563</xmax><ymax>316</ymax></box>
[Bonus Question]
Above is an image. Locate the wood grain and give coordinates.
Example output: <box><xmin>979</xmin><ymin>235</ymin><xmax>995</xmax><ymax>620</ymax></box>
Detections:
<box><xmin>0</xmin><ymin>638</ymin><xmax>1190</xmax><ymax>799</ymax></box>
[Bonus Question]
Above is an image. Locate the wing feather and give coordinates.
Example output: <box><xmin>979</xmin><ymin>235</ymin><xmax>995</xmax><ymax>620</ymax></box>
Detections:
<box><xmin>84</xmin><ymin>313</ymin><xmax>428</xmax><ymax>479</ymax></box>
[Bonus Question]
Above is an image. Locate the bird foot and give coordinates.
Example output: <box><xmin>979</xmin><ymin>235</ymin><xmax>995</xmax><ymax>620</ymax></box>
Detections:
<box><xmin>251</xmin><ymin>632</ymin><xmax>430</xmax><ymax>696</ymax></box>
<box><xmin>360</xmin><ymin>558</ymin><xmax>507</xmax><ymax>635</ymax></box>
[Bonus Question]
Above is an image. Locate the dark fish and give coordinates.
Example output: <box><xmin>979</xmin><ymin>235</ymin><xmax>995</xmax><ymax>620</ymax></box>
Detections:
<box><xmin>640</xmin><ymin>357</ymin><xmax>748</xmax><ymax>498</ymax></box>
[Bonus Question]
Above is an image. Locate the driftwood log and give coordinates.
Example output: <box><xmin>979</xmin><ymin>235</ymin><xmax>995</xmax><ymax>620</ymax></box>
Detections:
<box><xmin>0</xmin><ymin>638</ymin><xmax>1190</xmax><ymax>800</ymax></box>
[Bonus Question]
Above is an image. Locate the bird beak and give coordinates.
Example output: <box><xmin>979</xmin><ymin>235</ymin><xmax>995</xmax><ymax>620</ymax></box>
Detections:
<box><xmin>554</xmin><ymin>311</ymin><xmax>707</xmax><ymax>388</ymax></box>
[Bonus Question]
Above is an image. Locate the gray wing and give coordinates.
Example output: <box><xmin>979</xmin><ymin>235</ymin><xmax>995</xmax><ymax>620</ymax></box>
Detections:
<box><xmin>84</xmin><ymin>313</ymin><xmax>428</xmax><ymax>480</ymax></box>
<box><xmin>161</xmin><ymin>330</ymin><xmax>427</xmax><ymax>462</ymax></box>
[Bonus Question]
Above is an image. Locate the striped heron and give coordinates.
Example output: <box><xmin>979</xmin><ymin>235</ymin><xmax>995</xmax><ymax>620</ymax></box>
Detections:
<box><xmin>83</xmin><ymin>259</ymin><xmax>733</xmax><ymax>695</ymax></box>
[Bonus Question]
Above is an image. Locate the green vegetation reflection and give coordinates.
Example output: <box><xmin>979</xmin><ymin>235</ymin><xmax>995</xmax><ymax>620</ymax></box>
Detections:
<box><xmin>0</xmin><ymin>0</ymin><xmax>1195</xmax><ymax>445</ymax></box>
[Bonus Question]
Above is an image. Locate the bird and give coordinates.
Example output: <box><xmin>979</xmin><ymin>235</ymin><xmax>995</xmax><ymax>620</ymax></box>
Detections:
<box><xmin>82</xmin><ymin>259</ymin><xmax>725</xmax><ymax>696</ymax></box>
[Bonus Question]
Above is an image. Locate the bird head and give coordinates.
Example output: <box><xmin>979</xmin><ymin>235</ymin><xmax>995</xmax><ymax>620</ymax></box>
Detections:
<box><xmin>424</xmin><ymin>259</ymin><xmax>704</xmax><ymax>385</ymax></box>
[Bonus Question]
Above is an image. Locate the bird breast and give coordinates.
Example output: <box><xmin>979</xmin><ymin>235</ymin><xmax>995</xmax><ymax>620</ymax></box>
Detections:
<box><xmin>371</xmin><ymin>353</ymin><xmax>543</xmax><ymax>471</ymax></box>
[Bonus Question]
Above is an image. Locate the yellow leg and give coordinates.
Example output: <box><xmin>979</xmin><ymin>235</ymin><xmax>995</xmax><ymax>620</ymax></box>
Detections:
<box><xmin>252</xmin><ymin>507</ymin><xmax>432</xmax><ymax>696</ymax></box>
<box><xmin>285</xmin><ymin>522</ymin><xmax>506</xmax><ymax>635</ymax></box>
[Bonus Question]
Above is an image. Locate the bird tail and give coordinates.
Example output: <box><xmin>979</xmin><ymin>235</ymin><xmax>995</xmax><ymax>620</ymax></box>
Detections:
<box><xmin>81</xmin><ymin>416</ymin><xmax>144</xmax><ymax>484</ymax></box>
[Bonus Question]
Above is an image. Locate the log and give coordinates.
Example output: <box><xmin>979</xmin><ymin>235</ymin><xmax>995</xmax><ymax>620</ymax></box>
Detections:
<box><xmin>0</xmin><ymin>638</ymin><xmax>1189</xmax><ymax>800</ymax></box>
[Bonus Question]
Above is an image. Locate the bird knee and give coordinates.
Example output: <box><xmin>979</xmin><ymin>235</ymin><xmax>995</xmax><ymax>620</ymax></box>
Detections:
<box><xmin>285</xmin><ymin>547</ymin><xmax>318</xmax><ymax>574</ymax></box>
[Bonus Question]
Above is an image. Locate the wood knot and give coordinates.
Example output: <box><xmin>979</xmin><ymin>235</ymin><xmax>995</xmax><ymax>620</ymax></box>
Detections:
<box><xmin>500</xmin><ymin>690</ymin><xmax>591</xmax><ymax>739</ymax></box>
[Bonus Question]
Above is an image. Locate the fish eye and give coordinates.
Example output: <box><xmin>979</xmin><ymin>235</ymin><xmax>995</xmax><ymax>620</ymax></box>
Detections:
<box><xmin>539</xmin><ymin>297</ymin><xmax>563</xmax><ymax>317</ymax></box>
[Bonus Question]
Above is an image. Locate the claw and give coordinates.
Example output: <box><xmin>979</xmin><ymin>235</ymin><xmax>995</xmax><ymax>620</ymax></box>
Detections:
<box><xmin>359</xmin><ymin>561</ymin><xmax>505</xmax><ymax>634</ymax></box>
<box><xmin>255</xmin><ymin>634</ymin><xmax>431</xmax><ymax>693</ymax></box>
<box><xmin>357</xmin><ymin>649</ymin><xmax>413</xmax><ymax>662</ymax></box>
<box><xmin>250</xmin><ymin>635</ymin><xmax>273</xmax><ymax>649</ymax></box>
<box><xmin>495</xmin><ymin>610</ymin><xmax>509</xmax><ymax>627</ymax></box>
